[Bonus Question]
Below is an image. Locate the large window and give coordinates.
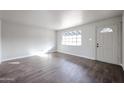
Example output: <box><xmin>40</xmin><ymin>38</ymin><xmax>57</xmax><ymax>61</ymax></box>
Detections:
<box><xmin>62</xmin><ymin>30</ymin><xmax>81</xmax><ymax>46</ymax></box>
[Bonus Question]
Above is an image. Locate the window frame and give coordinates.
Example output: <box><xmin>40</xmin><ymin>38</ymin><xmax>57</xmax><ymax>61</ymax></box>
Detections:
<box><xmin>62</xmin><ymin>30</ymin><xmax>82</xmax><ymax>46</ymax></box>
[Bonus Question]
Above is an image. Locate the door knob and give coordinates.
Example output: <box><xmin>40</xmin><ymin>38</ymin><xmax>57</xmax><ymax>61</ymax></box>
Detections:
<box><xmin>97</xmin><ymin>43</ymin><xmax>99</xmax><ymax>48</ymax></box>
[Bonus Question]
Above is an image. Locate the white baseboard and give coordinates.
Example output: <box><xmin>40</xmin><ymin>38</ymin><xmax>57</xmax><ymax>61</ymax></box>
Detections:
<box><xmin>57</xmin><ymin>50</ymin><xmax>95</xmax><ymax>60</ymax></box>
<box><xmin>1</xmin><ymin>54</ymin><xmax>33</xmax><ymax>62</ymax></box>
<box><xmin>119</xmin><ymin>64</ymin><xmax>124</xmax><ymax>70</ymax></box>
<box><xmin>1</xmin><ymin>51</ymin><xmax>57</xmax><ymax>62</ymax></box>
<box><xmin>122</xmin><ymin>65</ymin><xmax>124</xmax><ymax>71</ymax></box>
<box><xmin>57</xmin><ymin>50</ymin><xmax>122</xmax><ymax>66</ymax></box>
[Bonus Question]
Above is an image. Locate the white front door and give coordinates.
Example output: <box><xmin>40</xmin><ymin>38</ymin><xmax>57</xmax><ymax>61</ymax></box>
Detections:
<box><xmin>96</xmin><ymin>23</ymin><xmax>121</xmax><ymax>64</ymax></box>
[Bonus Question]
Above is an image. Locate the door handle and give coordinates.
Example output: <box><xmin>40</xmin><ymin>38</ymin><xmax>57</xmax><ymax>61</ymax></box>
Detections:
<box><xmin>97</xmin><ymin>43</ymin><xmax>99</xmax><ymax>48</ymax></box>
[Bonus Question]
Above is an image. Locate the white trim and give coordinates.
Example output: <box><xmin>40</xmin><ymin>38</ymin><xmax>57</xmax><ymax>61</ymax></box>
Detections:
<box><xmin>1</xmin><ymin>54</ymin><xmax>33</xmax><ymax>62</ymax></box>
<box><xmin>1</xmin><ymin>51</ymin><xmax>57</xmax><ymax>62</ymax></box>
<box><xmin>57</xmin><ymin>50</ymin><xmax>122</xmax><ymax>65</ymax></box>
<box><xmin>57</xmin><ymin>50</ymin><xmax>95</xmax><ymax>60</ymax></box>
<box><xmin>120</xmin><ymin>64</ymin><xmax>124</xmax><ymax>71</ymax></box>
<box><xmin>122</xmin><ymin>64</ymin><xmax>124</xmax><ymax>71</ymax></box>
<box><xmin>97</xmin><ymin>59</ymin><xmax>120</xmax><ymax>65</ymax></box>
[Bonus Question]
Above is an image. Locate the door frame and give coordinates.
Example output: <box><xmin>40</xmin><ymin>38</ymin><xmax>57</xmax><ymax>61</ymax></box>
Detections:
<box><xmin>95</xmin><ymin>22</ymin><xmax>122</xmax><ymax>65</ymax></box>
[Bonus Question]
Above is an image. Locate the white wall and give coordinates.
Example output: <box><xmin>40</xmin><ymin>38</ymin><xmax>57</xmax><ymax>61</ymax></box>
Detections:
<box><xmin>57</xmin><ymin>16</ymin><xmax>122</xmax><ymax>63</ymax></box>
<box><xmin>57</xmin><ymin>24</ymin><xmax>96</xmax><ymax>60</ymax></box>
<box><xmin>122</xmin><ymin>12</ymin><xmax>124</xmax><ymax>70</ymax></box>
<box><xmin>0</xmin><ymin>20</ymin><xmax>1</xmax><ymax>62</ymax></box>
<box><xmin>1</xmin><ymin>20</ymin><xmax>56</xmax><ymax>61</ymax></box>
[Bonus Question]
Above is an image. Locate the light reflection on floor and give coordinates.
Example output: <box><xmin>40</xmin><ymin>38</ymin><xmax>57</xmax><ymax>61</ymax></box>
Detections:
<box><xmin>8</xmin><ymin>61</ymin><xmax>20</xmax><ymax>64</ymax></box>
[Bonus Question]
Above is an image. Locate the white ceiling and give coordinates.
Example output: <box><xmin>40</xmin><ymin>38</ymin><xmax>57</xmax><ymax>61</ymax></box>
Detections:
<box><xmin>0</xmin><ymin>10</ymin><xmax>122</xmax><ymax>30</ymax></box>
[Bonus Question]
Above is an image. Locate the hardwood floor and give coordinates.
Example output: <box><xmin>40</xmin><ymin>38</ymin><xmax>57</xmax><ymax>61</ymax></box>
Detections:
<box><xmin>0</xmin><ymin>52</ymin><xmax>124</xmax><ymax>83</ymax></box>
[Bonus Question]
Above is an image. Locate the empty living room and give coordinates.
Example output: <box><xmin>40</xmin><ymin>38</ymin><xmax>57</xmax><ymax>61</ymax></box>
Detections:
<box><xmin>0</xmin><ymin>10</ymin><xmax>124</xmax><ymax>83</ymax></box>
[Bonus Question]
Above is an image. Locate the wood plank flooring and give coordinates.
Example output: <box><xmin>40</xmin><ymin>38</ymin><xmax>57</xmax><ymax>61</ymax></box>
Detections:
<box><xmin>0</xmin><ymin>52</ymin><xmax>124</xmax><ymax>83</ymax></box>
